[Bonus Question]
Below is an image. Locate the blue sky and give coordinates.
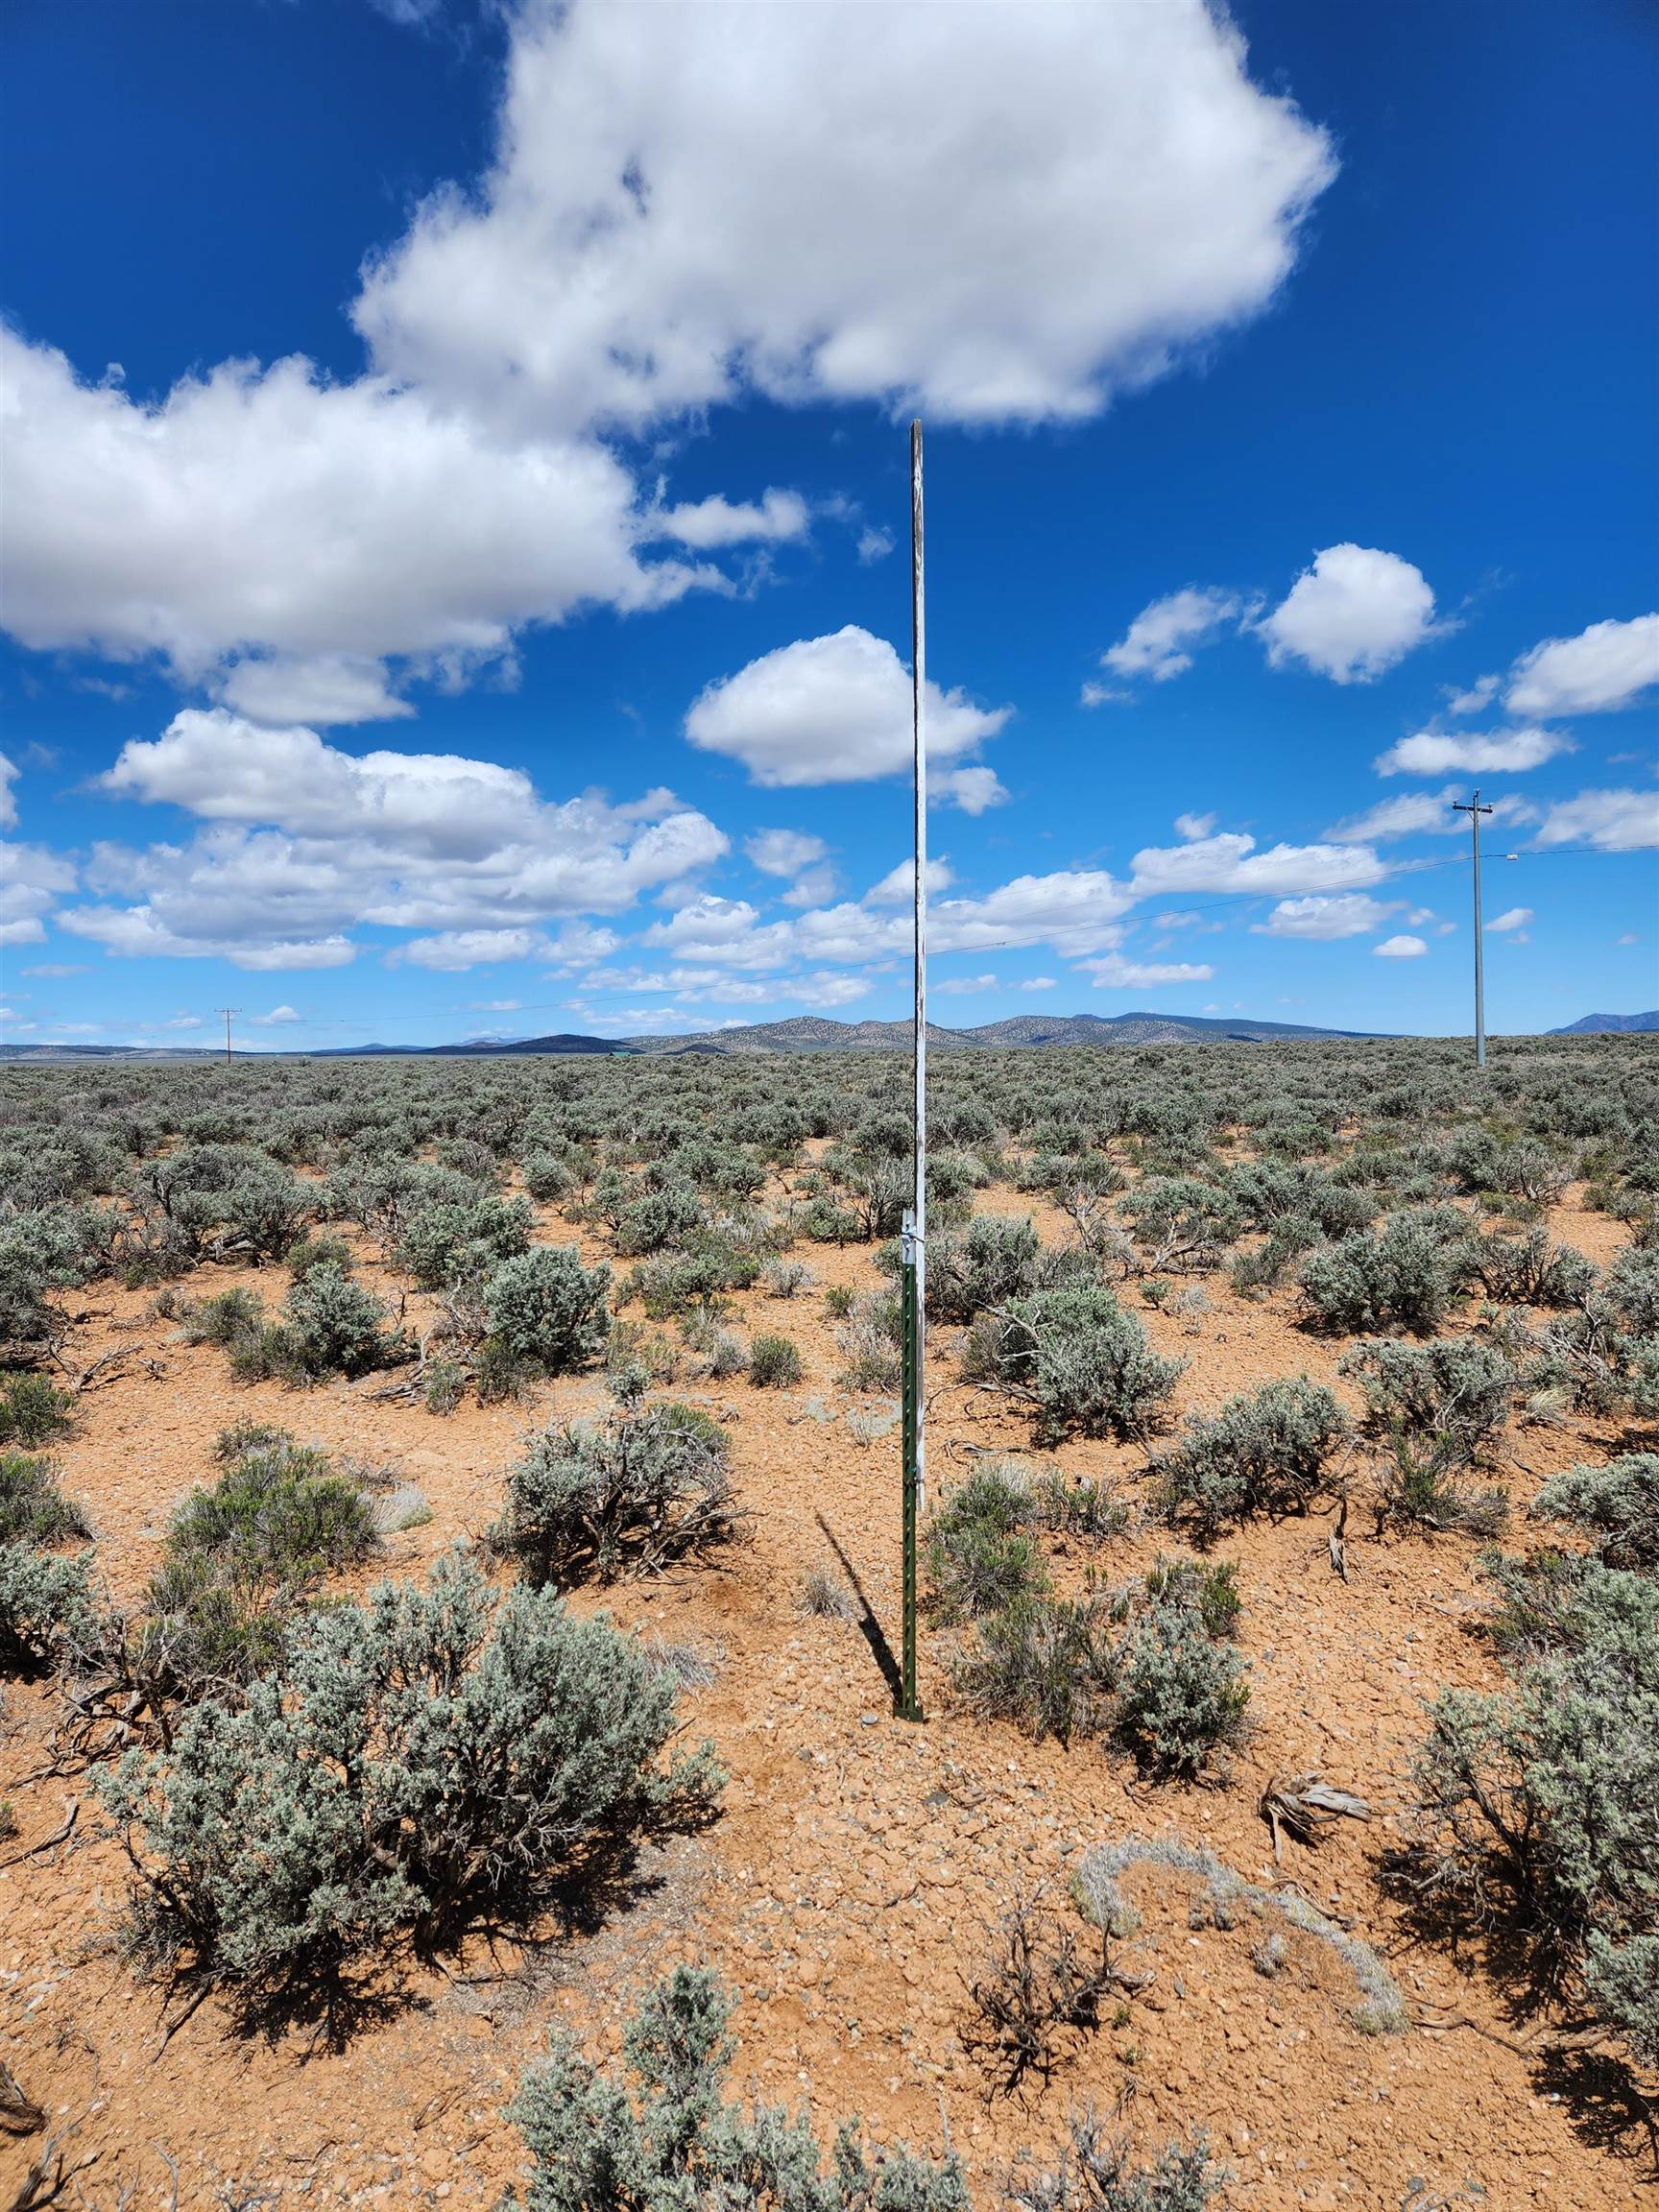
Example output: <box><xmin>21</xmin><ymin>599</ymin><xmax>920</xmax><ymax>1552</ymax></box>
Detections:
<box><xmin>2</xmin><ymin>0</ymin><xmax>1655</xmax><ymax>1050</ymax></box>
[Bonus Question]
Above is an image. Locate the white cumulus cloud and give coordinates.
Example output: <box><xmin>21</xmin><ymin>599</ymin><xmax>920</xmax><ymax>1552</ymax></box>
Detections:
<box><xmin>1373</xmin><ymin>934</ymin><xmax>1428</xmax><ymax>958</ymax></box>
<box><xmin>1505</xmin><ymin>615</ymin><xmax>1659</xmax><ymax>718</ymax></box>
<box><xmin>685</xmin><ymin>627</ymin><xmax>1008</xmax><ymax>788</ymax></box>
<box><xmin>1261</xmin><ymin>544</ymin><xmax>1438</xmax><ymax>683</ymax></box>
<box><xmin>64</xmin><ymin>711</ymin><xmax>727</xmax><ymax>967</ymax></box>
<box><xmin>1374</xmin><ymin>725</ymin><xmax>1571</xmax><ymax>777</ymax></box>
<box><xmin>1254</xmin><ymin>894</ymin><xmax>1396</xmax><ymax>940</ymax></box>
<box><xmin>355</xmin><ymin>0</ymin><xmax>1334</xmax><ymax>435</ymax></box>
<box><xmin>1095</xmin><ymin>587</ymin><xmax>1249</xmax><ymax>686</ymax></box>
<box><xmin>0</xmin><ymin>332</ymin><xmax>705</xmax><ymax>700</ymax></box>
<box><xmin>1533</xmin><ymin>788</ymin><xmax>1659</xmax><ymax>852</ymax></box>
<box><xmin>1486</xmin><ymin>907</ymin><xmax>1532</xmax><ymax>934</ymax></box>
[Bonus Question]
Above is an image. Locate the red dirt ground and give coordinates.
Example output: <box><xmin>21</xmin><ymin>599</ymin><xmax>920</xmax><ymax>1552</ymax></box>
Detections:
<box><xmin>3</xmin><ymin>1186</ymin><xmax>1651</xmax><ymax>2211</ymax></box>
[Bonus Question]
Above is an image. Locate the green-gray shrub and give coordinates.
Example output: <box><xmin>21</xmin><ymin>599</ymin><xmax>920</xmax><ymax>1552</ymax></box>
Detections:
<box><xmin>0</xmin><ymin>1542</ymin><xmax>98</xmax><ymax>1674</ymax></box>
<box><xmin>1300</xmin><ymin>1206</ymin><xmax>1474</xmax><ymax>1334</ymax></box>
<box><xmin>928</xmin><ymin>1214</ymin><xmax>1042</xmax><ymax>1323</ymax></box>
<box><xmin>1531</xmin><ymin>1452</ymin><xmax>1659</xmax><ymax>1573</ymax></box>
<box><xmin>510</xmin><ymin>1965</ymin><xmax>966</xmax><ymax>2212</ymax></box>
<box><xmin>748</xmin><ymin>1333</ymin><xmax>803</xmax><ymax>1388</ymax></box>
<box><xmin>1154</xmin><ymin>1378</ymin><xmax>1347</xmax><ymax>1540</ymax></box>
<box><xmin>0</xmin><ymin>1371</ymin><xmax>75</xmax><ymax>1448</ymax></box>
<box><xmin>101</xmin><ymin>1551</ymin><xmax>721</xmax><ymax>2023</ymax></box>
<box><xmin>968</xmin><ymin>1283</ymin><xmax>1185</xmax><ymax>1444</ymax></box>
<box><xmin>398</xmin><ymin>1192</ymin><xmax>533</xmax><ymax>1288</ymax></box>
<box><xmin>280</xmin><ymin>1264</ymin><xmax>405</xmax><ymax>1380</ymax></box>
<box><xmin>491</xmin><ymin>1401</ymin><xmax>739</xmax><ymax>1587</ymax></box>
<box><xmin>1407</xmin><ymin>1551</ymin><xmax>1658</xmax><ymax>2066</ymax></box>
<box><xmin>483</xmin><ymin>1245</ymin><xmax>612</xmax><ymax>1376</ymax></box>
<box><xmin>925</xmin><ymin>1465</ymin><xmax>1046</xmax><ymax>1623</ymax></box>
<box><xmin>0</xmin><ymin>1449</ymin><xmax>90</xmax><ymax>1548</ymax></box>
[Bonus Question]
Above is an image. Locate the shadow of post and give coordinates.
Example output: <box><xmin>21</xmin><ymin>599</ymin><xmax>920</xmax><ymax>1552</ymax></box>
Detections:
<box><xmin>814</xmin><ymin>1511</ymin><xmax>905</xmax><ymax>1709</ymax></box>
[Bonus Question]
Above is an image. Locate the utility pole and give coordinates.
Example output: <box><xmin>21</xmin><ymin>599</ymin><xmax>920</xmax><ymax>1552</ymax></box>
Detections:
<box><xmin>1452</xmin><ymin>794</ymin><xmax>1493</xmax><ymax>1069</ymax></box>
<box><xmin>216</xmin><ymin>1008</ymin><xmax>239</xmax><ymax>1069</ymax></box>
<box><xmin>898</xmin><ymin>419</ymin><xmax>926</xmax><ymax>1724</ymax></box>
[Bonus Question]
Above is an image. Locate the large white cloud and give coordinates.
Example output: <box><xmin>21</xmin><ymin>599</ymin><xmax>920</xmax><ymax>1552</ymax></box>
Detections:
<box><xmin>1126</xmin><ymin>829</ymin><xmax>1386</xmax><ymax>898</ymax></box>
<box><xmin>1373</xmin><ymin>725</ymin><xmax>1570</xmax><ymax>777</ymax></box>
<box><xmin>1533</xmin><ymin>788</ymin><xmax>1659</xmax><ymax>853</ymax></box>
<box><xmin>1261</xmin><ymin>544</ymin><xmax>1438</xmax><ymax>683</ymax></box>
<box><xmin>0</xmin><ymin>332</ymin><xmax>721</xmax><ymax>697</ymax></box>
<box><xmin>1505</xmin><ymin>615</ymin><xmax>1659</xmax><ymax>719</ymax></box>
<box><xmin>356</xmin><ymin>0</ymin><xmax>1334</xmax><ymax>435</ymax></box>
<box><xmin>685</xmin><ymin>627</ymin><xmax>1008</xmax><ymax>789</ymax></box>
<box><xmin>63</xmin><ymin>711</ymin><xmax>728</xmax><ymax>966</ymax></box>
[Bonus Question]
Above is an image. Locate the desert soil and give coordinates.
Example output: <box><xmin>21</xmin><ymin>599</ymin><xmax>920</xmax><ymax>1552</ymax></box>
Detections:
<box><xmin>2</xmin><ymin>1186</ymin><xmax>1651</xmax><ymax>2212</ymax></box>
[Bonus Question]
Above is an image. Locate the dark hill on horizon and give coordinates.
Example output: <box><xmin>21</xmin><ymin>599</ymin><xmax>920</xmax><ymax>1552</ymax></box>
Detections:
<box><xmin>1547</xmin><ymin>1011</ymin><xmax>1659</xmax><ymax>1035</ymax></box>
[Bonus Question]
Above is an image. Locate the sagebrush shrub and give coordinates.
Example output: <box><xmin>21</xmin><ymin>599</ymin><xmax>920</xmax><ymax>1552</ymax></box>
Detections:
<box><xmin>1531</xmin><ymin>1452</ymin><xmax>1659</xmax><ymax>1573</ymax></box>
<box><xmin>284</xmin><ymin>1232</ymin><xmax>354</xmax><ymax>1283</ymax></box>
<box><xmin>613</xmin><ymin>1181</ymin><xmax>707</xmax><ymax>1257</ymax></box>
<box><xmin>0</xmin><ymin>1542</ymin><xmax>97</xmax><ymax>1674</ymax></box>
<box><xmin>747</xmin><ymin>1333</ymin><xmax>803</xmax><ymax>1388</ymax></box>
<box><xmin>492</xmin><ymin>1401</ymin><xmax>739</xmax><ymax>1587</ymax></box>
<box><xmin>1342</xmin><ymin>1335</ymin><xmax>1513</xmax><ymax>1533</ymax></box>
<box><xmin>953</xmin><ymin>1591</ymin><xmax>1117</xmax><ymax>1746</ymax></box>
<box><xmin>925</xmin><ymin>1465</ymin><xmax>1047</xmax><ymax>1623</ymax></box>
<box><xmin>1112</xmin><ymin>1578</ymin><xmax>1250</xmax><ymax>1778</ymax></box>
<box><xmin>101</xmin><ymin>1551</ymin><xmax>721</xmax><ymax>2023</ymax></box>
<box><xmin>1118</xmin><ymin>1177</ymin><xmax>1243</xmax><ymax>1274</ymax></box>
<box><xmin>0</xmin><ymin>1207</ymin><xmax>98</xmax><ymax>1350</ymax></box>
<box><xmin>281</xmin><ymin>1265</ymin><xmax>404</xmax><ymax>1379</ymax></box>
<box><xmin>1607</xmin><ymin>1244</ymin><xmax>1659</xmax><ymax>1336</ymax></box>
<box><xmin>968</xmin><ymin>1283</ymin><xmax>1185</xmax><ymax>1443</ymax></box>
<box><xmin>1405</xmin><ymin>1551</ymin><xmax>1658</xmax><ymax>2066</ymax></box>
<box><xmin>483</xmin><ymin>1245</ymin><xmax>612</xmax><ymax>1376</ymax></box>
<box><xmin>1154</xmin><ymin>1379</ymin><xmax>1347</xmax><ymax>1540</ymax></box>
<box><xmin>1474</xmin><ymin>1228</ymin><xmax>1597</xmax><ymax>1310</ymax></box>
<box><xmin>1300</xmin><ymin>1206</ymin><xmax>1474</xmax><ymax>1334</ymax></box>
<box><xmin>1341</xmin><ymin>1335</ymin><xmax>1514</xmax><ymax>1466</ymax></box>
<box><xmin>398</xmin><ymin>1192</ymin><xmax>533</xmax><ymax>1289</ymax></box>
<box><xmin>0</xmin><ymin>1371</ymin><xmax>75</xmax><ymax>1448</ymax></box>
<box><xmin>510</xmin><ymin>1966</ymin><xmax>966</xmax><ymax>2212</ymax></box>
<box><xmin>142</xmin><ymin>1434</ymin><xmax>378</xmax><ymax>1695</ymax></box>
<box><xmin>0</xmin><ymin>1450</ymin><xmax>90</xmax><ymax>1549</ymax></box>
<box><xmin>1006</xmin><ymin>2120</ymin><xmax>1223</xmax><ymax>2212</ymax></box>
<box><xmin>928</xmin><ymin>1214</ymin><xmax>1042</xmax><ymax>1323</ymax></box>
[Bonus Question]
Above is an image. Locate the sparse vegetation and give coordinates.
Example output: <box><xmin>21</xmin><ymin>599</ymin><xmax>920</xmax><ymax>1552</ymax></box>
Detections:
<box><xmin>510</xmin><ymin>1966</ymin><xmax>966</xmax><ymax>2211</ymax></box>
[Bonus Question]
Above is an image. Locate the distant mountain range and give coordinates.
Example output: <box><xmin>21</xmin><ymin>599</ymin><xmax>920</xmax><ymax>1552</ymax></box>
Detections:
<box><xmin>615</xmin><ymin>1011</ymin><xmax>1386</xmax><ymax>1053</ymax></box>
<box><xmin>1548</xmin><ymin>1011</ymin><xmax>1659</xmax><ymax>1035</ymax></box>
<box><xmin>4</xmin><ymin>1009</ymin><xmax>1388</xmax><ymax>1063</ymax></box>
<box><xmin>12</xmin><ymin>1007</ymin><xmax>1654</xmax><ymax>1064</ymax></box>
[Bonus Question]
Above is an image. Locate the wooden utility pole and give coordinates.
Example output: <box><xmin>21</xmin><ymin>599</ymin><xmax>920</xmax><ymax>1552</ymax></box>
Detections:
<box><xmin>216</xmin><ymin>1008</ymin><xmax>239</xmax><ymax>1068</ymax></box>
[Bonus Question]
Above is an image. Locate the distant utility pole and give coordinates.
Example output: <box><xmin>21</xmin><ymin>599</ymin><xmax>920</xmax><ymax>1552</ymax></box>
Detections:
<box><xmin>898</xmin><ymin>419</ymin><xmax>926</xmax><ymax>1725</ymax></box>
<box><xmin>1452</xmin><ymin>793</ymin><xmax>1494</xmax><ymax>1069</ymax></box>
<box><xmin>217</xmin><ymin>1008</ymin><xmax>239</xmax><ymax>1068</ymax></box>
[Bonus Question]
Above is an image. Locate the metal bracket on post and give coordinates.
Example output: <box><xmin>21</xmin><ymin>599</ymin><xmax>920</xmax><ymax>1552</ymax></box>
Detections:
<box><xmin>899</xmin><ymin>1206</ymin><xmax>923</xmax><ymax>1721</ymax></box>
